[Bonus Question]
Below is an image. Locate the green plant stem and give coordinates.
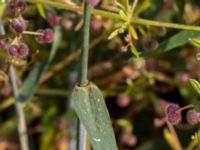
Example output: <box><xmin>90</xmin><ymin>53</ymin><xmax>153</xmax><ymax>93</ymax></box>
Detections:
<box><xmin>79</xmin><ymin>2</ymin><xmax>91</xmax><ymax>86</ymax></box>
<box><xmin>9</xmin><ymin>66</ymin><xmax>29</xmax><ymax>150</ymax></box>
<box><xmin>0</xmin><ymin>18</ymin><xmax>29</xmax><ymax>150</ymax></box>
<box><xmin>166</xmin><ymin>120</ymin><xmax>182</xmax><ymax>150</ymax></box>
<box><xmin>26</xmin><ymin>0</ymin><xmax>200</xmax><ymax>31</ymax></box>
<box><xmin>128</xmin><ymin>0</ymin><xmax>138</xmax><ymax>23</ymax></box>
<box><xmin>77</xmin><ymin>1</ymin><xmax>91</xmax><ymax>150</ymax></box>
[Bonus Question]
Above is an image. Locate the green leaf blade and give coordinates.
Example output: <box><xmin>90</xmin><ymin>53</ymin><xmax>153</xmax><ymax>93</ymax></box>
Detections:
<box><xmin>141</xmin><ymin>30</ymin><xmax>200</xmax><ymax>57</ymax></box>
<box><xmin>72</xmin><ymin>83</ymin><xmax>118</xmax><ymax>150</ymax></box>
<box><xmin>189</xmin><ymin>79</ymin><xmax>200</xmax><ymax>96</ymax></box>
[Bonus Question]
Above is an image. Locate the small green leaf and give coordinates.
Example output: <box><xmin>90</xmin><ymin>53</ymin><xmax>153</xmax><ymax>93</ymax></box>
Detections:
<box><xmin>125</xmin><ymin>0</ymin><xmax>129</xmax><ymax>11</ymax></box>
<box><xmin>0</xmin><ymin>2</ymin><xmax>6</xmax><ymax>17</ymax></box>
<box><xmin>114</xmin><ymin>0</ymin><xmax>125</xmax><ymax>10</ymax></box>
<box><xmin>189</xmin><ymin>38</ymin><xmax>200</xmax><ymax>48</ymax></box>
<box><xmin>108</xmin><ymin>28</ymin><xmax>120</xmax><ymax>40</ymax></box>
<box><xmin>130</xmin><ymin>44</ymin><xmax>140</xmax><ymax>58</ymax></box>
<box><xmin>129</xmin><ymin>25</ymin><xmax>138</xmax><ymax>40</ymax></box>
<box><xmin>119</xmin><ymin>10</ymin><xmax>127</xmax><ymax>20</ymax></box>
<box><xmin>36</xmin><ymin>3</ymin><xmax>46</xmax><ymax>18</ymax></box>
<box><xmin>189</xmin><ymin>79</ymin><xmax>200</xmax><ymax>96</ymax></box>
<box><xmin>141</xmin><ymin>30</ymin><xmax>200</xmax><ymax>57</ymax></box>
<box><xmin>135</xmin><ymin>0</ymin><xmax>151</xmax><ymax>15</ymax></box>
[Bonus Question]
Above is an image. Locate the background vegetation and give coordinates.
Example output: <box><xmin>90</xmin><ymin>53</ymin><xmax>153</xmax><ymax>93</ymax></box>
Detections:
<box><xmin>0</xmin><ymin>0</ymin><xmax>200</xmax><ymax>149</ymax></box>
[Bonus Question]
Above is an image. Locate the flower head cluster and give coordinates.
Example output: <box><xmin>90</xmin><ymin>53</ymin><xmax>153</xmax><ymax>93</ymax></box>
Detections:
<box><xmin>1</xmin><ymin>1</ymin><xmax>55</xmax><ymax>62</ymax></box>
<box><xmin>186</xmin><ymin>110</ymin><xmax>200</xmax><ymax>125</ymax></box>
<box><xmin>8</xmin><ymin>43</ymin><xmax>29</xmax><ymax>57</ymax></box>
<box><xmin>8</xmin><ymin>1</ymin><xmax>27</xmax><ymax>17</ymax></box>
<box><xmin>166</xmin><ymin>103</ymin><xmax>182</xmax><ymax>125</ymax></box>
<box><xmin>11</xmin><ymin>18</ymin><xmax>27</xmax><ymax>34</ymax></box>
<box><xmin>166</xmin><ymin>103</ymin><xmax>200</xmax><ymax>126</ymax></box>
<box><xmin>47</xmin><ymin>14</ymin><xmax>60</xmax><ymax>27</ymax></box>
<box><xmin>35</xmin><ymin>29</ymin><xmax>54</xmax><ymax>43</ymax></box>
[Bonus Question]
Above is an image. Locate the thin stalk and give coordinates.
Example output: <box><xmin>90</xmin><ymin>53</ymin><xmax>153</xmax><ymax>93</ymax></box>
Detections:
<box><xmin>128</xmin><ymin>0</ymin><xmax>138</xmax><ymax>23</ymax></box>
<box><xmin>23</xmin><ymin>31</ymin><xmax>44</xmax><ymax>36</ymax></box>
<box><xmin>176</xmin><ymin>104</ymin><xmax>194</xmax><ymax>113</ymax></box>
<box><xmin>77</xmin><ymin>1</ymin><xmax>91</xmax><ymax>150</ymax></box>
<box><xmin>26</xmin><ymin>0</ymin><xmax>200</xmax><ymax>31</ymax></box>
<box><xmin>9</xmin><ymin>66</ymin><xmax>29</xmax><ymax>150</ymax></box>
<box><xmin>0</xmin><ymin>18</ymin><xmax>29</xmax><ymax>150</ymax></box>
<box><xmin>166</xmin><ymin>120</ymin><xmax>182</xmax><ymax>150</ymax></box>
<box><xmin>79</xmin><ymin>2</ymin><xmax>91</xmax><ymax>86</ymax></box>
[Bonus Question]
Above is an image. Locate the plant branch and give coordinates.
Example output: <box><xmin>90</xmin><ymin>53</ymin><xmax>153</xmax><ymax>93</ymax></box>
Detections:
<box><xmin>26</xmin><ymin>0</ymin><xmax>200</xmax><ymax>31</ymax></box>
<box><xmin>79</xmin><ymin>1</ymin><xmax>91</xmax><ymax>86</ymax></box>
<box><xmin>0</xmin><ymin>17</ymin><xmax>29</xmax><ymax>150</ymax></box>
<box><xmin>9</xmin><ymin>66</ymin><xmax>29</xmax><ymax>150</ymax></box>
<box><xmin>77</xmin><ymin>1</ymin><xmax>91</xmax><ymax>150</ymax></box>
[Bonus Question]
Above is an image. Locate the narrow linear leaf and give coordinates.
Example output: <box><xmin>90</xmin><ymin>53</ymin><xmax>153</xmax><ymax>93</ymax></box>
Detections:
<box><xmin>141</xmin><ymin>30</ymin><xmax>200</xmax><ymax>57</ymax></box>
<box><xmin>130</xmin><ymin>44</ymin><xmax>140</xmax><ymax>58</ymax></box>
<box><xmin>17</xmin><ymin>26</ymin><xmax>61</xmax><ymax>103</ymax></box>
<box><xmin>135</xmin><ymin>0</ymin><xmax>150</xmax><ymax>15</ymax></box>
<box><xmin>163</xmin><ymin>128</ymin><xmax>181</xmax><ymax>150</ymax></box>
<box><xmin>36</xmin><ymin>3</ymin><xmax>46</xmax><ymax>18</ymax></box>
<box><xmin>189</xmin><ymin>79</ymin><xmax>200</xmax><ymax>96</ymax></box>
<box><xmin>189</xmin><ymin>38</ymin><xmax>200</xmax><ymax>48</ymax></box>
<box><xmin>108</xmin><ymin>28</ymin><xmax>120</xmax><ymax>40</ymax></box>
<box><xmin>129</xmin><ymin>25</ymin><xmax>138</xmax><ymax>40</ymax></box>
<box><xmin>125</xmin><ymin>0</ymin><xmax>129</xmax><ymax>11</ymax></box>
<box><xmin>114</xmin><ymin>0</ymin><xmax>125</xmax><ymax>10</ymax></box>
<box><xmin>0</xmin><ymin>2</ymin><xmax>6</xmax><ymax>17</ymax></box>
<box><xmin>119</xmin><ymin>10</ymin><xmax>127</xmax><ymax>20</ymax></box>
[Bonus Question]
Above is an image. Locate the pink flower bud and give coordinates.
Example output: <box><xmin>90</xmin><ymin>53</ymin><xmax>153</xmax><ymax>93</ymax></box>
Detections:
<box><xmin>117</xmin><ymin>94</ymin><xmax>130</xmax><ymax>107</ymax></box>
<box><xmin>186</xmin><ymin>110</ymin><xmax>199</xmax><ymax>125</ymax></box>
<box><xmin>166</xmin><ymin>103</ymin><xmax>182</xmax><ymax>125</ymax></box>
<box><xmin>87</xmin><ymin>0</ymin><xmax>101</xmax><ymax>7</ymax></box>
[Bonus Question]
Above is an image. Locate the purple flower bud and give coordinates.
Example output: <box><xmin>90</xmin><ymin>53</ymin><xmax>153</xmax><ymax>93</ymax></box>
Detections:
<box><xmin>0</xmin><ymin>40</ymin><xmax>5</xmax><ymax>49</ymax></box>
<box><xmin>117</xmin><ymin>94</ymin><xmax>130</xmax><ymax>107</ymax></box>
<box><xmin>143</xmin><ymin>40</ymin><xmax>159</xmax><ymax>50</ymax></box>
<box><xmin>11</xmin><ymin>18</ymin><xmax>26</xmax><ymax>34</ymax></box>
<box><xmin>35</xmin><ymin>29</ymin><xmax>53</xmax><ymax>43</ymax></box>
<box><xmin>186</xmin><ymin>110</ymin><xmax>199</xmax><ymax>125</ymax></box>
<box><xmin>166</xmin><ymin>103</ymin><xmax>182</xmax><ymax>125</ymax></box>
<box><xmin>47</xmin><ymin>14</ymin><xmax>60</xmax><ymax>27</ymax></box>
<box><xmin>17</xmin><ymin>1</ymin><xmax>27</xmax><ymax>13</ymax></box>
<box><xmin>8</xmin><ymin>45</ymin><xmax>18</xmax><ymax>56</ymax></box>
<box><xmin>87</xmin><ymin>0</ymin><xmax>101</xmax><ymax>7</ymax></box>
<box><xmin>44</xmin><ymin>29</ymin><xmax>54</xmax><ymax>43</ymax></box>
<box><xmin>18</xmin><ymin>43</ymin><xmax>29</xmax><ymax>57</ymax></box>
<box><xmin>91</xmin><ymin>19</ymin><xmax>102</xmax><ymax>31</ymax></box>
<box><xmin>35</xmin><ymin>29</ymin><xmax>45</xmax><ymax>43</ymax></box>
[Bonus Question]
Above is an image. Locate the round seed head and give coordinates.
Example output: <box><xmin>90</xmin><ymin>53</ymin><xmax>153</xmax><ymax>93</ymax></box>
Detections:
<box><xmin>186</xmin><ymin>110</ymin><xmax>199</xmax><ymax>125</ymax></box>
<box><xmin>11</xmin><ymin>18</ymin><xmax>26</xmax><ymax>33</ymax></box>
<box><xmin>87</xmin><ymin>0</ymin><xmax>101</xmax><ymax>7</ymax></box>
<box><xmin>35</xmin><ymin>29</ymin><xmax>45</xmax><ymax>43</ymax></box>
<box><xmin>44</xmin><ymin>29</ymin><xmax>54</xmax><ymax>43</ymax></box>
<box><xmin>143</xmin><ymin>40</ymin><xmax>159</xmax><ymax>50</ymax></box>
<box><xmin>117</xmin><ymin>94</ymin><xmax>130</xmax><ymax>107</ymax></box>
<box><xmin>17</xmin><ymin>1</ymin><xmax>27</xmax><ymax>13</ymax></box>
<box><xmin>91</xmin><ymin>19</ymin><xmax>102</xmax><ymax>31</ymax></box>
<box><xmin>166</xmin><ymin>103</ymin><xmax>182</xmax><ymax>125</ymax></box>
<box><xmin>8</xmin><ymin>45</ymin><xmax>18</xmax><ymax>56</ymax></box>
<box><xmin>18</xmin><ymin>43</ymin><xmax>29</xmax><ymax>57</ymax></box>
<box><xmin>47</xmin><ymin>14</ymin><xmax>60</xmax><ymax>27</ymax></box>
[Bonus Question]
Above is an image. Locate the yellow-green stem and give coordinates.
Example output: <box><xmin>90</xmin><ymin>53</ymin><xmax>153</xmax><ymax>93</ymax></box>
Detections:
<box><xmin>26</xmin><ymin>0</ymin><xmax>200</xmax><ymax>31</ymax></box>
